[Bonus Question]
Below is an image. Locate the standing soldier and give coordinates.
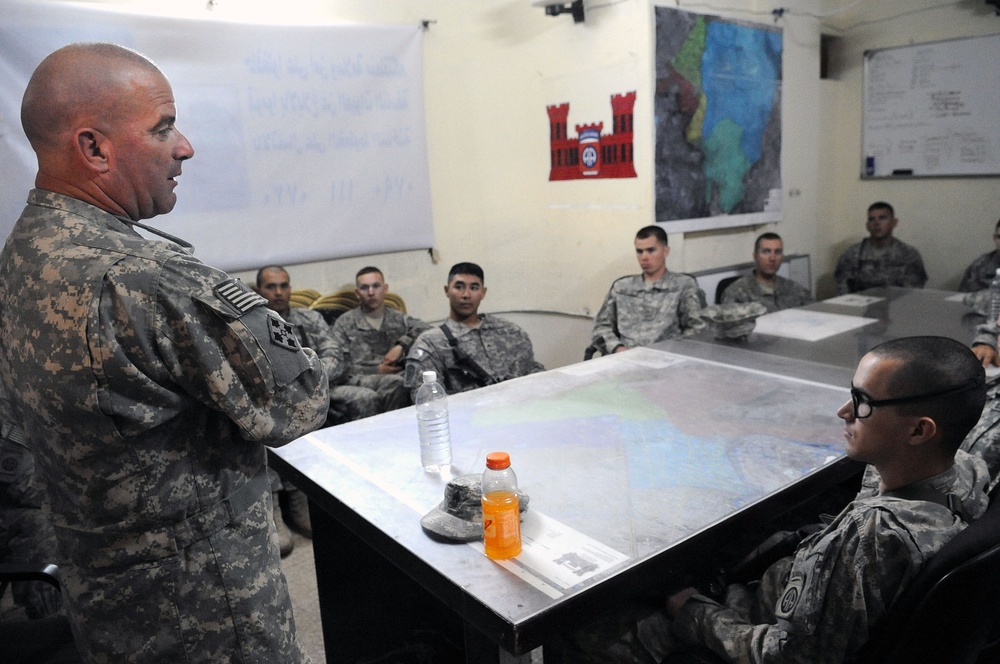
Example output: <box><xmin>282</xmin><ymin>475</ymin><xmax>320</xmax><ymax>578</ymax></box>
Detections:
<box><xmin>0</xmin><ymin>44</ymin><xmax>328</xmax><ymax>662</ymax></box>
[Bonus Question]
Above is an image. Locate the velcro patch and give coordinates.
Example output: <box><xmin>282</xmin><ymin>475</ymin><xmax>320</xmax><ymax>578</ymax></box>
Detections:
<box><xmin>776</xmin><ymin>573</ymin><xmax>805</xmax><ymax>619</ymax></box>
<box><xmin>0</xmin><ymin>445</ymin><xmax>24</xmax><ymax>482</ymax></box>
<box><xmin>214</xmin><ymin>278</ymin><xmax>267</xmax><ymax>315</ymax></box>
<box><xmin>267</xmin><ymin>315</ymin><xmax>300</xmax><ymax>351</ymax></box>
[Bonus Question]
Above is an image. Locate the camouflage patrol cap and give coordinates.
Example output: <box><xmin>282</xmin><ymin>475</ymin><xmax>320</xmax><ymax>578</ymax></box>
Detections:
<box><xmin>420</xmin><ymin>474</ymin><xmax>529</xmax><ymax>542</ymax></box>
<box><xmin>963</xmin><ymin>289</ymin><xmax>989</xmax><ymax>317</ymax></box>
<box><xmin>701</xmin><ymin>302</ymin><xmax>767</xmax><ymax>340</ymax></box>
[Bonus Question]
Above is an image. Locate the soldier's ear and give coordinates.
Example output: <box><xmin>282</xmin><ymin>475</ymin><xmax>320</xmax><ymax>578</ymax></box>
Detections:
<box><xmin>76</xmin><ymin>128</ymin><xmax>110</xmax><ymax>173</ymax></box>
<box><xmin>907</xmin><ymin>416</ymin><xmax>937</xmax><ymax>447</ymax></box>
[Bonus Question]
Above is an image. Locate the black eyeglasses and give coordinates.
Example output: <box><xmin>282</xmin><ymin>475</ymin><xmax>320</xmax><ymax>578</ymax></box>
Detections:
<box><xmin>849</xmin><ymin>380</ymin><xmax>982</xmax><ymax>419</ymax></box>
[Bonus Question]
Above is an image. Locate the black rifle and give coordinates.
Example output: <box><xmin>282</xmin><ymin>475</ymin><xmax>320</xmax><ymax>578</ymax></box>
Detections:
<box><xmin>439</xmin><ymin>324</ymin><xmax>499</xmax><ymax>387</ymax></box>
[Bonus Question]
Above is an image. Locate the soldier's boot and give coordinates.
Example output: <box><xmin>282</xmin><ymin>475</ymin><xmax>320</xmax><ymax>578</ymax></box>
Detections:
<box><xmin>286</xmin><ymin>488</ymin><xmax>313</xmax><ymax>538</ymax></box>
<box><xmin>272</xmin><ymin>492</ymin><xmax>294</xmax><ymax>557</ymax></box>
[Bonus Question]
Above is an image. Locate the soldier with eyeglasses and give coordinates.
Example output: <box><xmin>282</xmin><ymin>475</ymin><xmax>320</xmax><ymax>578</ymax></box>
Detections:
<box><xmin>548</xmin><ymin>336</ymin><xmax>990</xmax><ymax>664</ymax></box>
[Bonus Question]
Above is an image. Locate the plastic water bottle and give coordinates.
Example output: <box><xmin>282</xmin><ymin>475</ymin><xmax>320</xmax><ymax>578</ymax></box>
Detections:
<box><xmin>482</xmin><ymin>451</ymin><xmax>521</xmax><ymax>560</ymax></box>
<box><xmin>990</xmin><ymin>269</ymin><xmax>1000</xmax><ymax>326</ymax></box>
<box><xmin>415</xmin><ymin>370</ymin><xmax>452</xmax><ymax>472</ymax></box>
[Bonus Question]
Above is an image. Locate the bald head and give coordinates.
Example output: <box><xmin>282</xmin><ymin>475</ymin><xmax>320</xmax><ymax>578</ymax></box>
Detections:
<box><xmin>22</xmin><ymin>43</ymin><xmax>161</xmax><ymax>151</ymax></box>
<box><xmin>21</xmin><ymin>43</ymin><xmax>194</xmax><ymax>221</ymax></box>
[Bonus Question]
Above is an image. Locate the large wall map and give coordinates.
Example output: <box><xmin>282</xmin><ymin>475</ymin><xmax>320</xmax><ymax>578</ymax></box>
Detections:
<box><xmin>654</xmin><ymin>7</ymin><xmax>783</xmax><ymax>232</ymax></box>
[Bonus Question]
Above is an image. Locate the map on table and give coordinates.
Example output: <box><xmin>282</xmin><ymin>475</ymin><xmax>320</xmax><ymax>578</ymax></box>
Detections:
<box><xmin>284</xmin><ymin>347</ymin><xmax>849</xmax><ymax>599</ymax></box>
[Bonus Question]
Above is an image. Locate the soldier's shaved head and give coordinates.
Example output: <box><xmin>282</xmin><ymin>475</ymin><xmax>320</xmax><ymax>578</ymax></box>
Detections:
<box><xmin>21</xmin><ymin>42</ymin><xmax>194</xmax><ymax>221</ymax></box>
<box><xmin>22</xmin><ymin>43</ymin><xmax>162</xmax><ymax>153</ymax></box>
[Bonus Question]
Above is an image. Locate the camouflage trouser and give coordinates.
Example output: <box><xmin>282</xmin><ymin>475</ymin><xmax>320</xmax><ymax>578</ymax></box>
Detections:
<box><xmin>61</xmin><ymin>481</ymin><xmax>309</xmax><ymax>663</ymax></box>
<box><xmin>332</xmin><ymin>373</ymin><xmax>410</xmax><ymax>422</ymax></box>
<box><xmin>544</xmin><ymin>557</ymin><xmax>794</xmax><ymax>664</ymax></box>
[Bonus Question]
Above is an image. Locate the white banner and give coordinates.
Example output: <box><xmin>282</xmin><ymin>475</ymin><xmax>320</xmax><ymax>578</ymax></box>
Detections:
<box><xmin>0</xmin><ymin>1</ymin><xmax>434</xmax><ymax>271</ymax></box>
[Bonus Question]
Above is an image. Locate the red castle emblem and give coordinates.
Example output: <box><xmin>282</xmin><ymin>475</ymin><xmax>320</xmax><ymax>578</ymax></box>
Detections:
<box><xmin>546</xmin><ymin>91</ymin><xmax>637</xmax><ymax>180</ymax></box>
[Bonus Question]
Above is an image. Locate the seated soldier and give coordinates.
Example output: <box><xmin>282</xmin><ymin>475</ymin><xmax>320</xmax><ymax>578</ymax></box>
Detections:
<box><xmin>590</xmin><ymin>225</ymin><xmax>705</xmax><ymax>356</ymax></box>
<box><xmin>547</xmin><ymin>336</ymin><xmax>989</xmax><ymax>664</ymax></box>
<box><xmin>834</xmin><ymin>201</ymin><xmax>928</xmax><ymax>294</ymax></box>
<box><xmin>959</xmin><ymin>218</ymin><xmax>1000</xmax><ymax>292</ymax></box>
<box><xmin>404</xmin><ymin>262</ymin><xmax>544</xmax><ymax>400</ymax></box>
<box><xmin>721</xmin><ymin>232</ymin><xmax>813</xmax><ymax>313</ymax></box>
<box><xmin>328</xmin><ymin>267</ymin><xmax>428</xmax><ymax>413</ymax></box>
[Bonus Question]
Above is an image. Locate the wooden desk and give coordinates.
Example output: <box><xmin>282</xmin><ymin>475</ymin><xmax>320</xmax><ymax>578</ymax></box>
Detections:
<box><xmin>271</xmin><ymin>347</ymin><xmax>859</xmax><ymax>663</ymax></box>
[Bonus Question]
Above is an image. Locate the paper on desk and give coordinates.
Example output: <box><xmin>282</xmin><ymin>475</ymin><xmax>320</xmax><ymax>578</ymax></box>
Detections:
<box><xmin>822</xmin><ymin>294</ymin><xmax>884</xmax><ymax>307</ymax></box>
<box><xmin>469</xmin><ymin>510</ymin><xmax>630</xmax><ymax>597</ymax></box>
<box><xmin>753</xmin><ymin>309</ymin><xmax>879</xmax><ymax>342</ymax></box>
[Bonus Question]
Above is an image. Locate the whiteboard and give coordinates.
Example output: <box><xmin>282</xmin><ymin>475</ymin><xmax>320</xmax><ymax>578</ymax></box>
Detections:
<box><xmin>0</xmin><ymin>1</ymin><xmax>434</xmax><ymax>272</ymax></box>
<box><xmin>861</xmin><ymin>33</ymin><xmax>1000</xmax><ymax>178</ymax></box>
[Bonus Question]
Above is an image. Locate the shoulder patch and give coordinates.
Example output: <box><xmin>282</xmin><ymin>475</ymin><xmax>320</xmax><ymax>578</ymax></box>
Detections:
<box><xmin>267</xmin><ymin>314</ymin><xmax>301</xmax><ymax>351</ymax></box>
<box><xmin>776</xmin><ymin>572</ymin><xmax>805</xmax><ymax>619</ymax></box>
<box><xmin>0</xmin><ymin>442</ymin><xmax>25</xmax><ymax>482</ymax></box>
<box><xmin>214</xmin><ymin>278</ymin><xmax>267</xmax><ymax>314</ymax></box>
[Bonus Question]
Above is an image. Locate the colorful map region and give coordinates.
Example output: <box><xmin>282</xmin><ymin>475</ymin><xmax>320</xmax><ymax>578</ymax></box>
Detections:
<box><xmin>655</xmin><ymin>7</ymin><xmax>782</xmax><ymax>221</ymax></box>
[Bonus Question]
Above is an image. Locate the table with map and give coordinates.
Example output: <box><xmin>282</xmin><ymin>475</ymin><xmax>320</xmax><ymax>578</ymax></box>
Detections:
<box><xmin>272</xmin><ymin>346</ymin><xmax>857</xmax><ymax>663</ymax></box>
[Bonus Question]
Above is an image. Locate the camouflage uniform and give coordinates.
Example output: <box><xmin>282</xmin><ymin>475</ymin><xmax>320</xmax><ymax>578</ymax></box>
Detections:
<box><xmin>0</xmin><ymin>383</ymin><xmax>62</xmax><ymax>620</ymax></box>
<box><xmin>0</xmin><ymin>190</ymin><xmax>329</xmax><ymax>663</ymax></box>
<box><xmin>283</xmin><ymin>306</ymin><xmax>340</xmax><ymax>383</ymax></box>
<box><xmin>282</xmin><ymin>306</ymin><xmax>373</xmax><ymax>420</ymax></box>
<box><xmin>269</xmin><ymin>306</ymin><xmax>340</xmax><ymax>497</ymax></box>
<box><xmin>720</xmin><ymin>274</ymin><xmax>813</xmax><ymax>313</ymax></box>
<box><xmin>403</xmin><ymin>316</ymin><xmax>544</xmax><ymax>400</ymax></box>
<box><xmin>966</xmin><ymin>324</ymin><xmax>1000</xmax><ymax>488</ymax></box>
<box><xmin>700</xmin><ymin>302</ymin><xmax>768</xmax><ymax>340</ymax></box>
<box><xmin>672</xmin><ymin>453</ymin><xmax>989</xmax><ymax>664</ymax></box>
<box><xmin>330</xmin><ymin>307</ymin><xmax>429</xmax><ymax>377</ymax></box>
<box><xmin>959</xmin><ymin>250</ymin><xmax>1000</xmax><ymax>292</ymax></box>
<box><xmin>961</xmin><ymin>385</ymin><xmax>1000</xmax><ymax>489</ymax></box>
<box><xmin>591</xmin><ymin>273</ymin><xmax>706</xmax><ymax>353</ymax></box>
<box><xmin>834</xmin><ymin>238</ymin><xmax>928</xmax><ymax>295</ymax></box>
<box><xmin>548</xmin><ymin>453</ymin><xmax>989</xmax><ymax>664</ymax></box>
<box><xmin>329</xmin><ymin>307</ymin><xmax>430</xmax><ymax>414</ymax></box>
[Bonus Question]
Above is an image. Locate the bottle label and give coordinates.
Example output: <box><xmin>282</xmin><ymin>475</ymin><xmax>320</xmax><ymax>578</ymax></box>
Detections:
<box><xmin>483</xmin><ymin>491</ymin><xmax>521</xmax><ymax>560</ymax></box>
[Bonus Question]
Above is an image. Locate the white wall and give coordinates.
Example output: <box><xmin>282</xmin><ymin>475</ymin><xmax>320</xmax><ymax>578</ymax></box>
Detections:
<box><xmin>225</xmin><ymin>0</ymin><xmax>827</xmax><ymax>323</ymax></box>
<box><xmin>21</xmin><ymin>0</ymin><xmax>1000</xmax><ymax>316</ymax></box>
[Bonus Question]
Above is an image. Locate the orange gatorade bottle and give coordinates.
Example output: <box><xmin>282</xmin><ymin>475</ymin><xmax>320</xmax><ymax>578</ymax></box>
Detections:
<box><xmin>482</xmin><ymin>451</ymin><xmax>522</xmax><ymax>560</ymax></box>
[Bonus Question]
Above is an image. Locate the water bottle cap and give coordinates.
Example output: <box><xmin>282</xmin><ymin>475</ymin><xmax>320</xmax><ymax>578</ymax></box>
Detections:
<box><xmin>485</xmin><ymin>451</ymin><xmax>511</xmax><ymax>470</ymax></box>
<box><xmin>422</xmin><ymin>370</ymin><xmax>437</xmax><ymax>383</ymax></box>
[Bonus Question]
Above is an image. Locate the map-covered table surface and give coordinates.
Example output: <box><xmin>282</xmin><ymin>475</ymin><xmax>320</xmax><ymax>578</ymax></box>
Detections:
<box><xmin>274</xmin><ymin>346</ymin><xmax>851</xmax><ymax>655</ymax></box>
